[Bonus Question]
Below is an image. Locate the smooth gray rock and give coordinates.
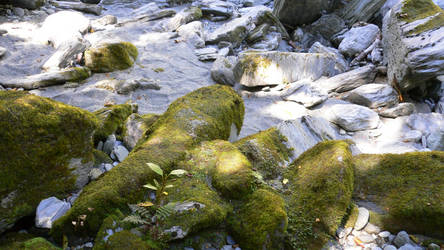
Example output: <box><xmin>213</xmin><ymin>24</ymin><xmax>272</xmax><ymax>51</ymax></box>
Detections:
<box><xmin>155</xmin><ymin>6</ymin><xmax>202</xmax><ymax>32</ymax></box>
<box><xmin>43</xmin><ymin>40</ymin><xmax>90</xmax><ymax>71</ymax></box>
<box><xmin>13</xmin><ymin>8</ymin><xmax>25</xmax><ymax>17</ymax></box>
<box><xmin>35</xmin><ymin>197</ymin><xmax>70</xmax><ymax>229</ymax></box>
<box><xmin>315</xmin><ymin>64</ymin><xmax>376</xmax><ymax>93</ymax></box>
<box><xmin>277</xmin><ymin>115</ymin><xmax>341</xmax><ymax>160</ymax></box>
<box><xmin>122</xmin><ymin>114</ymin><xmax>146</xmax><ymax>150</ymax></box>
<box><xmin>340</xmin><ymin>0</ymin><xmax>387</xmax><ymax>24</ymax></box>
<box><xmin>379</xmin><ymin>103</ymin><xmax>415</xmax><ymax>118</ymax></box>
<box><xmin>309</xmin><ymin>14</ymin><xmax>347</xmax><ymax>41</ymax></box>
<box><xmin>113</xmin><ymin>145</ymin><xmax>129</xmax><ymax>162</ymax></box>
<box><xmin>339</xmin><ymin>24</ymin><xmax>380</xmax><ymax>58</ymax></box>
<box><xmin>0</xmin><ymin>67</ymin><xmax>91</xmax><ymax>90</ymax></box>
<box><xmin>283</xmin><ymin>80</ymin><xmax>328</xmax><ymax>108</ymax></box>
<box><xmin>195</xmin><ymin>47</ymin><xmax>218</xmax><ymax>61</ymax></box>
<box><xmin>427</xmin><ymin>130</ymin><xmax>444</xmax><ymax>151</ymax></box>
<box><xmin>177</xmin><ymin>21</ymin><xmax>205</xmax><ymax>48</ymax></box>
<box><xmin>211</xmin><ymin>56</ymin><xmax>237</xmax><ymax>86</ymax></box>
<box><xmin>403</xmin><ymin>130</ymin><xmax>422</xmax><ymax>142</ymax></box>
<box><xmin>234</xmin><ymin>51</ymin><xmax>338</xmax><ymax>87</ymax></box>
<box><xmin>273</xmin><ymin>0</ymin><xmax>337</xmax><ymax>27</ymax></box>
<box><xmin>103</xmin><ymin>134</ymin><xmax>116</xmax><ymax>155</ymax></box>
<box><xmin>343</xmin><ymin>83</ymin><xmax>398</xmax><ymax>108</ymax></box>
<box><xmin>206</xmin><ymin>5</ymin><xmax>288</xmax><ymax>47</ymax></box>
<box><xmin>399</xmin><ymin>243</ymin><xmax>421</xmax><ymax>250</ymax></box>
<box><xmin>89</xmin><ymin>168</ymin><xmax>104</xmax><ymax>181</ymax></box>
<box><xmin>355</xmin><ymin>207</ymin><xmax>370</xmax><ymax>230</ymax></box>
<box><xmin>309</xmin><ymin>42</ymin><xmax>349</xmax><ymax>74</ymax></box>
<box><xmin>194</xmin><ymin>0</ymin><xmax>235</xmax><ymax>17</ymax></box>
<box><xmin>384</xmin><ymin>245</ymin><xmax>397</xmax><ymax>250</ymax></box>
<box><xmin>91</xmin><ymin>15</ymin><xmax>118</xmax><ymax>29</ymax></box>
<box><xmin>323</xmin><ymin>104</ymin><xmax>380</xmax><ymax>131</ymax></box>
<box><xmin>393</xmin><ymin>231</ymin><xmax>410</xmax><ymax>248</ymax></box>
<box><xmin>383</xmin><ymin>0</ymin><xmax>444</xmax><ymax>95</ymax></box>
<box><xmin>407</xmin><ymin>113</ymin><xmax>444</xmax><ymax>150</ymax></box>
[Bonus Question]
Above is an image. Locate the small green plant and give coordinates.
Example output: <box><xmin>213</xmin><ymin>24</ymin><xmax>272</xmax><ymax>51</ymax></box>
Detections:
<box><xmin>144</xmin><ymin>163</ymin><xmax>187</xmax><ymax>205</ymax></box>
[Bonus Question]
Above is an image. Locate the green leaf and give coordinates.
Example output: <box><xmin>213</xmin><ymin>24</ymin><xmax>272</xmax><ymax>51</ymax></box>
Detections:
<box><xmin>147</xmin><ymin>163</ymin><xmax>163</xmax><ymax>176</ymax></box>
<box><xmin>165</xmin><ymin>184</ymin><xmax>174</xmax><ymax>189</ymax></box>
<box><xmin>143</xmin><ymin>183</ymin><xmax>157</xmax><ymax>190</ymax></box>
<box><xmin>170</xmin><ymin>169</ymin><xmax>187</xmax><ymax>177</ymax></box>
<box><xmin>153</xmin><ymin>179</ymin><xmax>160</xmax><ymax>188</ymax></box>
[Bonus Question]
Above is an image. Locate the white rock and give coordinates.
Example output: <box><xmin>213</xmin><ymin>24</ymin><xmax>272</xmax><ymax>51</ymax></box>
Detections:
<box><xmin>322</xmin><ymin>104</ymin><xmax>380</xmax><ymax>131</ymax></box>
<box><xmin>37</xmin><ymin>11</ymin><xmax>90</xmax><ymax>48</ymax></box>
<box><xmin>211</xmin><ymin>56</ymin><xmax>237</xmax><ymax>86</ymax></box>
<box><xmin>177</xmin><ymin>21</ymin><xmax>205</xmax><ymax>49</ymax></box>
<box><xmin>407</xmin><ymin>113</ymin><xmax>444</xmax><ymax>150</ymax></box>
<box><xmin>104</xmin><ymin>164</ymin><xmax>113</xmax><ymax>172</ymax></box>
<box><xmin>354</xmin><ymin>207</ymin><xmax>370</xmax><ymax>230</ymax></box>
<box><xmin>309</xmin><ymin>42</ymin><xmax>349</xmax><ymax>74</ymax></box>
<box><xmin>339</xmin><ymin>24</ymin><xmax>380</xmax><ymax>58</ymax></box>
<box><xmin>403</xmin><ymin>130</ymin><xmax>422</xmax><ymax>142</ymax></box>
<box><xmin>35</xmin><ymin>197</ymin><xmax>71</xmax><ymax>229</ymax></box>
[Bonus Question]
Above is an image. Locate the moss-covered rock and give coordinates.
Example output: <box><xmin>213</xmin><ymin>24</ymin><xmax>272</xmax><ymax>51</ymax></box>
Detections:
<box><xmin>180</xmin><ymin>140</ymin><xmax>255</xmax><ymax>199</ymax></box>
<box><xmin>104</xmin><ymin>230</ymin><xmax>154</xmax><ymax>250</ymax></box>
<box><xmin>229</xmin><ymin>188</ymin><xmax>287</xmax><ymax>250</ymax></box>
<box><xmin>0</xmin><ymin>234</ymin><xmax>60</xmax><ymax>250</ymax></box>
<box><xmin>93</xmin><ymin>103</ymin><xmax>137</xmax><ymax>144</ymax></box>
<box><xmin>234</xmin><ymin>127</ymin><xmax>292</xmax><ymax>180</ymax></box>
<box><xmin>168</xmin><ymin>229</ymin><xmax>228</xmax><ymax>250</ymax></box>
<box><xmin>283</xmin><ymin>140</ymin><xmax>354</xmax><ymax>249</ymax></box>
<box><xmin>159</xmin><ymin>177</ymin><xmax>231</xmax><ymax>240</ymax></box>
<box><xmin>353</xmin><ymin>152</ymin><xmax>444</xmax><ymax>238</ymax></box>
<box><xmin>0</xmin><ymin>91</ymin><xmax>98</xmax><ymax>234</ymax></box>
<box><xmin>93</xmin><ymin>210</ymin><xmax>126</xmax><ymax>250</ymax></box>
<box><xmin>51</xmin><ymin>85</ymin><xmax>244</xmax><ymax>242</ymax></box>
<box><xmin>84</xmin><ymin>42</ymin><xmax>138</xmax><ymax>73</ymax></box>
<box><xmin>122</xmin><ymin>113</ymin><xmax>160</xmax><ymax>150</ymax></box>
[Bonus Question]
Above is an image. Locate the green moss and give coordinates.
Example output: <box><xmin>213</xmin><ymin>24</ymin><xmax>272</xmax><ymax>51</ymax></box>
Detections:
<box><xmin>181</xmin><ymin>140</ymin><xmax>255</xmax><ymax>199</ymax></box>
<box><xmin>160</xmin><ymin>177</ymin><xmax>231</xmax><ymax>238</ymax></box>
<box><xmin>93</xmin><ymin>210</ymin><xmax>125</xmax><ymax>250</ymax></box>
<box><xmin>51</xmin><ymin>85</ymin><xmax>244</xmax><ymax>242</ymax></box>
<box><xmin>93</xmin><ymin>149</ymin><xmax>113</xmax><ymax>165</ymax></box>
<box><xmin>0</xmin><ymin>91</ymin><xmax>98</xmax><ymax>233</ymax></box>
<box><xmin>238</xmin><ymin>53</ymin><xmax>273</xmax><ymax>75</ymax></box>
<box><xmin>70</xmin><ymin>67</ymin><xmax>91</xmax><ymax>82</ymax></box>
<box><xmin>104</xmin><ymin>231</ymin><xmax>152</xmax><ymax>250</ymax></box>
<box><xmin>344</xmin><ymin>203</ymin><xmax>359</xmax><ymax>228</ymax></box>
<box><xmin>168</xmin><ymin>230</ymin><xmax>227</xmax><ymax>250</ymax></box>
<box><xmin>22</xmin><ymin>238</ymin><xmax>60</xmax><ymax>250</ymax></box>
<box><xmin>400</xmin><ymin>0</ymin><xmax>444</xmax><ymax>35</ymax></box>
<box><xmin>235</xmin><ymin>127</ymin><xmax>292</xmax><ymax>180</ymax></box>
<box><xmin>153</xmin><ymin>68</ymin><xmax>164</xmax><ymax>73</ymax></box>
<box><xmin>283</xmin><ymin>140</ymin><xmax>354</xmax><ymax>249</ymax></box>
<box><xmin>353</xmin><ymin>151</ymin><xmax>444</xmax><ymax>238</ymax></box>
<box><xmin>84</xmin><ymin>42</ymin><xmax>138</xmax><ymax>73</ymax></box>
<box><xmin>93</xmin><ymin>104</ymin><xmax>136</xmax><ymax>144</ymax></box>
<box><xmin>229</xmin><ymin>188</ymin><xmax>287</xmax><ymax>250</ymax></box>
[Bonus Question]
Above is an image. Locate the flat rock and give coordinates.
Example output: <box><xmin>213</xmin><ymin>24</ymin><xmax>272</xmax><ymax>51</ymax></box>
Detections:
<box><xmin>354</xmin><ymin>207</ymin><xmax>370</xmax><ymax>230</ymax></box>
<box><xmin>283</xmin><ymin>80</ymin><xmax>328</xmax><ymax>108</ymax></box>
<box><xmin>343</xmin><ymin>83</ymin><xmax>398</xmax><ymax>108</ymax></box>
<box><xmin>315</xmin><ymin>64</ymin><xmax>376</xmax><ymax>93</ymax></box>
<box><xmin>379</xmin><ymin>103</ymin><xmax>415</xmax><ymax>118</ymax></box>
<box><xmin>113</xmin><ymin>145</ymin><xmax>129</xmax><ymax>162</ymax></box>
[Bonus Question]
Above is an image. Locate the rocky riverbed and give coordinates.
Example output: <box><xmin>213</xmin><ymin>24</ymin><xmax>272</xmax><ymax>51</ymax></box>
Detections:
<box><xmin>0</xmin><ymin>0</ymin><xmax>443</xmax><ymax>249</ymax></box>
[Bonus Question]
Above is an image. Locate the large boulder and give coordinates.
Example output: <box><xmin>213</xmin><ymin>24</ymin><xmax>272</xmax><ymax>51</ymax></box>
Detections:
<box><xmin>321</xmin><ymin>103</ymin><xmax>380</xmax><ymax>131</ymax></box>
<box><xmin>338</xmin><ymin>24</ymin><xmax>380</xmax><ymax>58</ymax></box>
<box><xmin>283</xmin><ymin>140</ymin><xmax>354</xmax><ymax>249</ymax></box>
<box><xmin>343</xmin><ymin>83</ymin><xmax>399</xmax><ymax>108</ymax></box>
<box><xmin>50</xmin><ymin>85</ymin><xmax>244</xmax><ymax>241</ymax></box>
<box><xmin>383</xmin><ymin>0</ymin><xmax>444</xmax><ymax>96</ymax></box>
<box><xmin>339</xmin><ymin>0</ymin><xmax>387</xmax><ymax>24</ymax></box>
<box><xmin>0</xmin><ymin>91</ymin><xmax>98</xmax><ymax>234</ymax></box>
<box><xmin>234</xmin><ymin>51</ymin><xmax>338</xmax><ymax>87</ymax></box>
<box><xmin>273</xmin><ymin>0</ymin><xmax>338</xmax><ymax>27</ymax></box>
<box><xmin>315</xmin><ymin>64</ymin><xmax>376</xmax><ymax>93</ymax></box>
<box><xmin>353</xmin><ymin>152</ymin><xmax>444</xmax><ymax>238</ymax></box>
<box><xmin>84</xmin><ymin>42</ymin><xmax>138</xmax><ymax>73</ymax></box>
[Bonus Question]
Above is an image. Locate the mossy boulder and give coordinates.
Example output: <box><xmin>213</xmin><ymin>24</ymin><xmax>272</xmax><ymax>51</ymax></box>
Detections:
<box><xmin>0</xmin><ymin>91</ymin><xmax>98</xmax><ymax>234</ymax></box>
<box><xmin>51</xmin><ymin>85</ymin><xmax>244</xmax><ymax>242</ymax></box>
<box><xmin>122</xmin><ymin>113</ymin><xmax>160</xmax><ymax>150</ymax></box>
<box><xmin>104</xmin><ymin>230</ymin><xmax>154</xmax><ymax>250</ymax></box>
<box><xmin>0</xmin><ymin>233</ymin><xmax>60</xmax><ymax>250</ymax></box>
<box><xmin>93</xmin><ymin>103</ymin><xmax>137</xmax><ymax>144</ymax></box>
<box><xmin>229</xmin><ymin>188</ymin><xmax>287</xmax><ymax>250</ymax></box>
<box><xmin>353</xmin><ymin>152</ymin><xmax>444</xmax><ymax>238</ymax></box>
<box><xmin>84</xmin><ymin>42</ymin><xmax>138</xmax><ymax>73</ymax></box>
<box><xmin>234</xmin><ymin>127</ymin><xmax>292</xmax><ymax>180</ymax></box>
<box><xmin>159</xmin><ymin>177</ymin><xmax>232</xmax><ymax>240</ymax></box>
<box><xmin>168</xmin><ymin>230</ymin><xmax>228</xmax><ymax>250</ymax></box>
<box><xmin>180</xmin><ymin>140</ymin><xmax>256</xmax><ymax>199</ymax></box>
<box><xmin>283</xmin><ymin>140</ymin><xmax>354</xmax><ymax>249</ymax></box>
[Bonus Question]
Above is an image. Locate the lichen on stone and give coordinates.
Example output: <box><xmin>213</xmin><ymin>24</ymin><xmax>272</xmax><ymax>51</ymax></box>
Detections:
<box><xmin>399</xmin><ymin>0</ymin><xmax>444</xmax><ymax>35</ymax></box>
